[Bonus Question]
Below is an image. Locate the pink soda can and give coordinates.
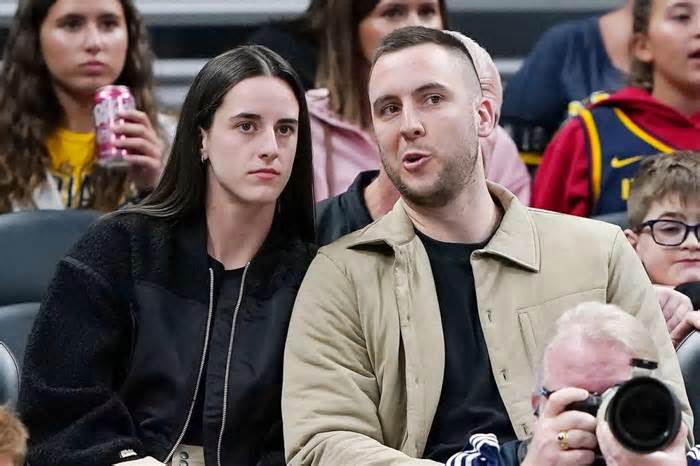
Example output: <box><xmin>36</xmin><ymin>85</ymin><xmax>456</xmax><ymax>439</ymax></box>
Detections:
<box><xmin>93</xmin><ymin>85</ymin><xmax>135</xmax><ymax>167</ymax></box>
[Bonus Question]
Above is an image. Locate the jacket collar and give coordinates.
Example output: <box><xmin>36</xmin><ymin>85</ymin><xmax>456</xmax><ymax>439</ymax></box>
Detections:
<box><xmin>337</xmin><ymin>170</ymin><xmax>378</xmax><ymax>231</ymax></box>
<box><xmin>172</xmin><ymin>211</ymin><xmax>314</xmax><ymax>303</ymax></box>
<box><xmin>347</xmin><ymin>182</ymin><xmax>541</xmax><ymax>272</ymax></box>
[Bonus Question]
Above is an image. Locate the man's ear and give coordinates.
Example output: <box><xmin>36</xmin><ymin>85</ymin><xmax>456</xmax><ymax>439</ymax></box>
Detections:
<box><xmin>477</xmin><ymin>97</ymin><xmax>496</xmax><ymax>138</ymax></box>
<box><xmin>624</xmin><ymin>228</ymin><xmax>640</xmax><ymax>250</ymax></box>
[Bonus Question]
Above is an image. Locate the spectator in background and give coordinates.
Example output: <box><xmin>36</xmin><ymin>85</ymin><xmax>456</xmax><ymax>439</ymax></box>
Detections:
<box><xmin>18</xmin><ymin>46</ymin><xmax>316</xmax><ymax>466</ymax></box>
<box><xmin>624</xmin><ymin>152</ymin><xmax>700</xmax><ymax>344</ymax></box>
<box><xmin>246</xmin><ymin>0</ymin><xmax>326</xmax><ymax>90</ymax></box>
<box><xmin>0</xmin><ymin>0</ymin><xmax>172</xmax><ymax>213</ymax></box>
<box><xmin>0</xmin><ymin>407</ymin><xmax>27</xmax><ymax>466</ymax></box>
<box><xmin>501</xmin><ymin>0</ymin><xmax>632</xmax><ymax>171</ymax></box>
<box><xmin>446</xmin><ymin>303</ymin><xmax>693</xmax><ymax>466</ymax></box>
<box><xmin>532</xmin><ymin>0</ymin><xmax>700</xmax><ymax>218</ymax></box>
<box><xmin>307</xmin><ymin>0</ymin><xmax>529</xmax><ymax>203</ymax></box>
<box><xmin>315</xmin><ymin>31</ymin><xmax>531</xmax><ymax>246</ymax></box>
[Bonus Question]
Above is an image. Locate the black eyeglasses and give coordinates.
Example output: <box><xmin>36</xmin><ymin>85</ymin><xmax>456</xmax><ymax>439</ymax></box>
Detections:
<box><xmin>638</xmin><ymin>219</ymin><xmax>700</xmax><ymax>247</ymax></box>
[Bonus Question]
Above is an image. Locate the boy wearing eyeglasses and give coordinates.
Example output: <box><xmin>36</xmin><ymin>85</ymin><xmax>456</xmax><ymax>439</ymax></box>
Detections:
<box><xmin>624</xmin><ymin>152</ymin><xmax>700</xmax><ymax>344</ymax></box>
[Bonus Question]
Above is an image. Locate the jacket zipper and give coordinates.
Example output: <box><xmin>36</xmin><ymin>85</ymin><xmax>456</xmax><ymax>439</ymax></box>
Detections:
<box><xmin>216</xmin><ymin>262</ymin><xmax>251</xmax><ymax>466</ymax></box>
<box><xmin>163</xmin><ymin>268</ymin><xmax>216</xmax><ymax>464</ymax></box>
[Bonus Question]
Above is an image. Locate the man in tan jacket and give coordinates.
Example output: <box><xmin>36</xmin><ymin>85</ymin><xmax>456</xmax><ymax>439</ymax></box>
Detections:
<box><xmin>282</xmin><ymin>26</ymin><xmax>692</xmax><ymax>466</ymax></box>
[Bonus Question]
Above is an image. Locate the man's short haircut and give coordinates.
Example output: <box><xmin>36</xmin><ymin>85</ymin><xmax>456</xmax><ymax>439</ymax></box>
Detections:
<box><xmin>628</xmin><ymin>151</ymin><xmax>700</xmax><ymax>229</ymax></box>
<box><xmin>371</xmin><ymin>26</ymin><xmax>481</xmax><ymax>94</ymax></box>
<box><xmin>535</xmin><ymin>302</ymin><xmax>658</xmax><ymax>387</ymax></box>
<box><xmin>0</xmin><ymin>406</ymin><xmax>28</xmax><ymax>466</ymax></box>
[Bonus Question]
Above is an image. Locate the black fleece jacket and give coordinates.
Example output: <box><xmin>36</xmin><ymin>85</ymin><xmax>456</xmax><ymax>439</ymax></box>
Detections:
<box><xmin>18</xmin><ymin>212</ymin><xmax>315</xmax><ymax>466</ymax></box>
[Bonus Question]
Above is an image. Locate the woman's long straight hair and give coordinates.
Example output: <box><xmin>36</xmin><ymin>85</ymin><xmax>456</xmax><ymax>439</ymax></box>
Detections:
<box><xmin>122</xmin><ymin>45</ymin><xmax>315</xmax><ymax>243</ymax></box>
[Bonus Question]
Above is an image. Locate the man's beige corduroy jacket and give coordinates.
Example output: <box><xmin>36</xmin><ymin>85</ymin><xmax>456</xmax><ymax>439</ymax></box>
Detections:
<box><xmin>283</xmin><ymin>182</ymin><xmax>692</xmax><ymax>466</ymax></box>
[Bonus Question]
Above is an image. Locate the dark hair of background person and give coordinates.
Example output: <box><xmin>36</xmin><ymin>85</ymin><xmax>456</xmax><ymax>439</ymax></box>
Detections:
<box><xmin>246</xmin><ymin>0</ymin><xmax>328</xmax><ymax>90</ymax></box>
<box><xmin>122</xmin><ymin>45</ymin><xmax>316</xmax><ymax>243</ymax></box>
<box><xmin>629</xmin><ymin>0</ymin><xmax>654</xmax><ymax>90</ymax></box>
<box><xmin>0</xmin><ymin>0</ymin><xmax>160</xmax><ymax>213</ymax></box>
<box><xmin>316</xmin><ymin>0</ymin><xmax>449</xmax><ymax>128</ymax></box>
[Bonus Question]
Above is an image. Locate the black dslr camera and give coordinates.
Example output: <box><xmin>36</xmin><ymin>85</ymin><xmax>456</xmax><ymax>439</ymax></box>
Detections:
<box><xmin>565</xmin><ymin>360</ymin><xmax>682</xmax><ymax>466</ymax></box>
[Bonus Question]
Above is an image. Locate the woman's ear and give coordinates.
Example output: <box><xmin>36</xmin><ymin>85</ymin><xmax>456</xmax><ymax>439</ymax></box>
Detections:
<box><xmin>199</xmin><ymin>128</ymin><xmax>209</xmax><ymax>162</ymax></box>
<box><xmin>631</xmin><ymin>31</ymin><xmax>654</xmax><ymax>65</ymax></box>
<box><xmin>477</xmin><ymin>97</ymin><xmax>496</xmax><ymax>138</ymax></box>
<box><xmin>199</xmin><ymin>127</ymin><xmax>208</xmax><ymax>151</ymax></box>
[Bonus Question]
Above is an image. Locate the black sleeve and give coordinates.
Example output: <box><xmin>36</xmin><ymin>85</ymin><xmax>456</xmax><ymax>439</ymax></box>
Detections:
<box><xmin>18</xmin><ymin>252</ymin><xmax>142</xmax><ymax>466</ymax></box>
<box><xmin>501</xmin><ymin>23</ymin><xmax>576</xmax><ymax>153</ymax></box>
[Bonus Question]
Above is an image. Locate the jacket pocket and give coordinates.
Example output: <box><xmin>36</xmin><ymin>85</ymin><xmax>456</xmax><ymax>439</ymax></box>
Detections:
<box><xmin>516</xmin><ymin>288</ymin><xmax>606</xmax><ymax>361</ymax></box>
<box><xmin>517</xmin><ymin>312</ymin><xmax>538</xmax><ymax>371</ymax></box>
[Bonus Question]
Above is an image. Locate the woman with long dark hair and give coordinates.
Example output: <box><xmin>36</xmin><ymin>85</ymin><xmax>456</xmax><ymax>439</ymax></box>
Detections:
<box><xmin>0</xmin><ymin>0</ymin><xmax>168</xmax><ymax>213</ymax></box>
<box><xmin>18</xmin><ymin>45</ymin><xmax>316</xmax><ymax>466</ymax></box>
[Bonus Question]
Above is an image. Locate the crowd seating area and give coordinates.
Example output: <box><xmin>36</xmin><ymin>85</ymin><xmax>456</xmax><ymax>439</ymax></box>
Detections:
<box><xmin>0</xmin><ymin>0</ymin><xmax>699</xmax><ymax>464</ymax></box>
<box><xmin>0</xmin><ymin>0</ymin><xmax>618</xmax><ymax>108</ymax></box>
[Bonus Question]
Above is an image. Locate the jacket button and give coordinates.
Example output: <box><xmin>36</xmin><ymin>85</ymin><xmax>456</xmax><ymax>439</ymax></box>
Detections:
<box><xmin>179</xmin><ymin>461</ymin><xmax>188</xmax><ymax>466</ymax></box>
<box><xmin>180</xmin><ymin>451</ymin><xmax>189</xmax><ymax>459</ymax></box>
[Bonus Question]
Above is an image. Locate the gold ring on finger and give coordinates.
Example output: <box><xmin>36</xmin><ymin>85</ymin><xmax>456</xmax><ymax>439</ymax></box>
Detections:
<box><xmin>557</xmin><ymin>430</ymin><xmax>570</xmax><ymax>451</ymax></box>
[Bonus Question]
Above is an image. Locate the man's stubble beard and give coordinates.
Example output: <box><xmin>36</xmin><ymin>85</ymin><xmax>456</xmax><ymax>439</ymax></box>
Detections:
<box><xmin>380</xmin><ymin>137</ymin><xmax>479</xmax><ymax>209</ymax></box>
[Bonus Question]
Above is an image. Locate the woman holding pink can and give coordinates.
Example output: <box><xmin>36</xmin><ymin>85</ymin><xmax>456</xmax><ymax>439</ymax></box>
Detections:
<box><xmin>0</xmin><ymin>0</ymin><xmax>169</xmax><ymax>213</ymax></box>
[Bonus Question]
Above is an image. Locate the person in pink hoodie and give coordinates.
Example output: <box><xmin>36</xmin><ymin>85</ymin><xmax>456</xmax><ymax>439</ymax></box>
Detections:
<box><xmin>308</xmin><ymin>0</ymin><xmax>530</xmax><ymax>204</ymax></box>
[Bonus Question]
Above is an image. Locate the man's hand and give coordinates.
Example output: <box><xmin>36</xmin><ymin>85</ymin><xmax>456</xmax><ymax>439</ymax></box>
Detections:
<box><xmin>597</xmin><ymin>420</ymin><xmax>687</xmax><ymax>466</ymax></box>
<box><xmin>655</xmin><ymin>285</ymin><xmax>694</xmax><ymax>345</ymax></box>
<box><xmin>521</xmin><ymin>388</ymin><xmax>597</xmax><ymax>466</ymax></box>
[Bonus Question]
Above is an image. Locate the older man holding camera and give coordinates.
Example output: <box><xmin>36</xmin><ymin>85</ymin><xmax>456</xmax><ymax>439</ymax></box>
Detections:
<box><xmin>447</xmin><ymin>302</ymin><xmax>695</xmax><ymax>466</ymax></box>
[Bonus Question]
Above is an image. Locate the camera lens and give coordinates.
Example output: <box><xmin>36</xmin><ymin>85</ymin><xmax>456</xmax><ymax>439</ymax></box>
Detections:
<box><xmin>606</xmin><ymin>377</ymin><xmax>681</xmax><ymax>453</ymax></box>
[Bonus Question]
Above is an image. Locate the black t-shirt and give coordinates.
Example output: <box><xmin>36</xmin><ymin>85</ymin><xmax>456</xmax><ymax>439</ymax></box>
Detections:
<box><xmin>183</xmin><ymin>257</ymin><xmax>245</xmax><ymax>445</ymax></box>
<box><xmin>417</xmin><ymin>230</ymin><xmax>516</xmax><ymax>462</ymax></box>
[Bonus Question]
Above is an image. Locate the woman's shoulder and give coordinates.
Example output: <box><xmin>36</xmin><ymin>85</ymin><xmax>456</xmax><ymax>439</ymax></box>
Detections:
<box><xmin>69</xmin><ymin>212</ymin><xmax>168</xmax><ymax>261</ymax></box>
<box><xmin>272</xmin><ymin>233</ymin><xmax>317</xmax><ymax>265</ymax></box>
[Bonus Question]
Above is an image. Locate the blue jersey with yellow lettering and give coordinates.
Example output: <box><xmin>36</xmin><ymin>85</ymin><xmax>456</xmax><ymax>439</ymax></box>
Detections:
<box><xmin>579</xmin><ymin>106</ymin><xmax>677</xmax><ymax>216</ymax></box>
